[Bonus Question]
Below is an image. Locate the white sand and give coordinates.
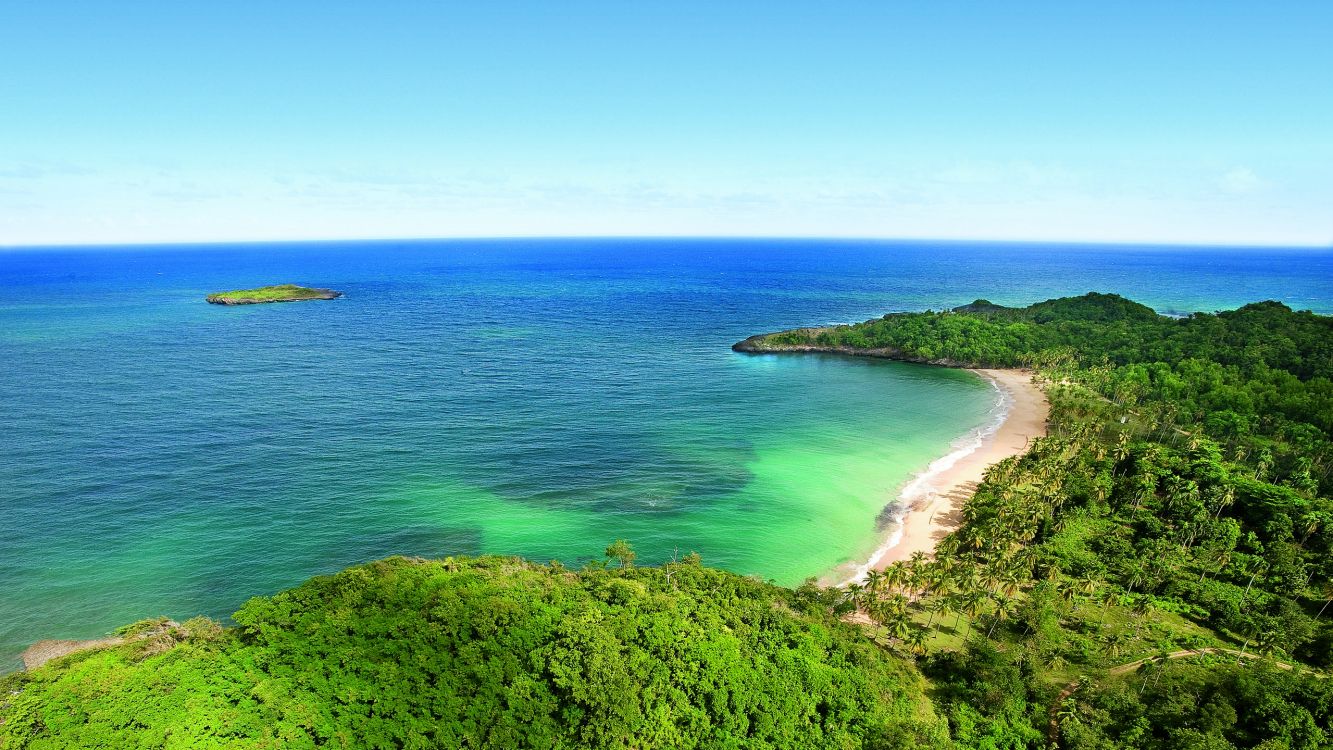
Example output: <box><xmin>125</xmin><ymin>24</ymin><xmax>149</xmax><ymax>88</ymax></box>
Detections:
<box><xmin>845</xmin><ymin>369</ymin><xmax>1048</xmax><ymax>580</ymax></box>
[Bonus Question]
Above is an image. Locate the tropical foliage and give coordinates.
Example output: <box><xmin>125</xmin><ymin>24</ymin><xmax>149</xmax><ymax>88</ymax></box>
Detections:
<box><xmin>0</xmin><ymin>554</ymin><xmax>946</xmax><ymax>749</ymax></box>
<box><xmin>769</xmin><ymin>293</ymin><xmax>1333</xmax><ymax>748</ymax></box>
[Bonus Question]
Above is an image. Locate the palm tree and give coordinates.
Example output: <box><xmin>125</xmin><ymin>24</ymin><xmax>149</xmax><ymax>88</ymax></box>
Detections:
<box><xmin>966</xmin><ymin>531</ymin><xmax>987</xmax><ymax>552</ymax></box>
<box><xmin>1055</xmin><ymin>577</ymin><xmax>1078</xmax><ymax>610</ymax></box>
<box><xmin>1098</xmin><ymin>587</ymin><xmax>1121</xmax><ymax>626</ymax></box>
<box><xmin>935</xmin><ymin>597</ymin><xmax>957</xmax><ymax>635</ymax></box>
<box><xmin>1255</xmin><ymin>629</ymin><xmax>1284</xmax><ymax>659</ymax></box>
<box><xmin>1240</xmin><ymin>561</ymin><xmax>1268</xmax><ymax>607</ymax></box>
<box><xmin>1297</xmin><ymin>511</ymin><xmax>1328</xmax><ymax>548</ymax></box>
<box><xmin>1124</xmin><ymin>563</ymin><xmax>1147</xmax><ymax>596</ymax></box>
<box><xmin>843</xmin><ymin>582</ymin><xmax>865</xmax><ymax>611</ymax></box>
<box><xmin>1211</xmin><ymin>486</ymin><xmax>1236</xmax><ymax>520</ymax></box>
<box><xmin>907</xmin><ymin>628</ymin><xmax>929</xmax><ymax>656</ymax></box>
<box><xmin>936</xmin><ymin>537</ymin><xmax>962</xmax><ymax>561</ymax></box>
<box><xmin>859</xmin><ymin>593</ymin><xmax>893</xmax><ymax>641</ymax></box>
<box><xmin>1253</xmin><ymin>449</ymin><xmax>1273</xmax><ymax>482</ymax></box>
<box><xmin>1076</xmin><ymin>576</ymin><xmax>1098</xmax><ymax>601</ymax></box>
<box><xmin>1111</xmin><ymin>432</ymin><xmax>1132</xmax><ymax>476</ymax></box>
<box><xmin>1199</xmin><ymin>545</ymin><xmax>1233</xmax><ymax>583</ymax></box>
<box><xmin>1012</xmin><ymin>548</ymin><xmax>1038</xmax><ymax>579</ymax></box>
<box><xmin>931</xmin><ymin>569</ymin><xmax>958</xmax><ymax>601</ymax></box>
<box><xmin>1316</xmin><ymin>581</ymin><xmax>1333</xmax><ymax>622</ymax></box>
<box><xmin>921</xmin><ymin>596</ymin><xmax>943</xmax><ymax>631</ymax></box>
<box><xmin>884</xmin><ymin>562</ymin><xmax>908</xmax><ymax>595</ymax></box>
<box><xmin>956</xmin><ymin>567</ymin><xmax>981</xmax><ymax>597</ymax></box>
<box><xmin>960</xmin><ymin>591</ymin><xmax>986</xmax><ymax>639</ymax></box>
<box><xmin>1140</xmin><ymin>651</ymin><xmax>1173</xmax><ymax>693</ymax></box>
<box><xmin>864</xmin><ymin>569</ymin><xmax>885</xmax><ymax>599</ymax></box>
<box><xmin>1101</xmin><ymin>633</ymin><xmax>1128</xmax><ymax>661</ymax></box>
<box><xmin>1237</xmin><ymin>620</ymin><xmax>1260</xmax><ymax>662</ymax></box>
<box><xmin>888</xmin><ymin>609</ymin><xmax>913</xmax><ymax>644</ymax></box>
<box><xmin>980</xmin><ymin>565</ymin><xmax>1004</xmax><ymax>596</ymax></box>
<box><xmin>905</xmin><ymin>564</ymin><xmax>926</xmax><ymax>600</ymax></box>
<box><xmin>1043</xmin><ymin>651</ymin><xmax>1069</xmax><ymax>671</ymax></box>
<box><xmin>1054</xmin><ymin>697</ymin><xmax>1081</xmax><ymax>731</ymax></box>
<box><xmin>985</xmin><ymin>595</ymin><xmax>1015</xmax><ymax>638</ymax></box>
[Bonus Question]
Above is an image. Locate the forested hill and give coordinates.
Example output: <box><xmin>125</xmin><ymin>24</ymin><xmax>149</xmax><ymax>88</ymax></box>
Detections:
<box><xmin>740</xmin><ymin>292</ymin><xmax>1333</xmax><ymax>749</ymax></box>
<box><xmin>739</xmin><ymin>292</ymin><xmax>1333</xmax><ymax>378</ymax></box>
<box><xmin>0</xmin><ymin>554</ymin><xmax>949</xmax><ymax>749</ymax></box>
<box><xmin>738</xmin><ymin>293</ymin><xmax>1333</xmax><ymax>439</ymax></box>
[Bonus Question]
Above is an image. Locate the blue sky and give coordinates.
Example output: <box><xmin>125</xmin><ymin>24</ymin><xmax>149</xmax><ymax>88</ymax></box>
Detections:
<box><xmin>2</xmin><ymin>1</ymin><xmax>1330</xmax><ymax>246</ymax></box>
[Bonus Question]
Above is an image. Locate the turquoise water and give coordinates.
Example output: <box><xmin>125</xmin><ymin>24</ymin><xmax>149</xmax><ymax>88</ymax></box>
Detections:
<box><xmin>2</xmin><ymin>238</ymin><xmax>1331</xmax><ymax>667</ymax></box>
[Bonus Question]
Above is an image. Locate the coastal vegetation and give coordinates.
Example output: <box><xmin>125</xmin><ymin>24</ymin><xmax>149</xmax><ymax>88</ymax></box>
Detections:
<box><xmin>744</xmin><ymin>293</ymin><xmax>1333</xmax><ymax>748</ymax></box>
<box><xmin>205</xmin><ymin>284</ymin><xmax>342</xmax><ymax>305</ymax></box>
<box><xmin>0</xmin><ymin>552</ymin><xmax>947</xmax><ymax>749</ymax></box>
<box><xmin>3</xmin><ymin>293</ymin><xmax>1330</xmax><ymax>748</ymax></box>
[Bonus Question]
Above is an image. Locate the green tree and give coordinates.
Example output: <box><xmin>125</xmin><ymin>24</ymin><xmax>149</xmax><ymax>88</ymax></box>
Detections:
<box><xmin>604</xmin><ymin>539</ymin><xmax>636</xmax><ymax>569</ymax></box>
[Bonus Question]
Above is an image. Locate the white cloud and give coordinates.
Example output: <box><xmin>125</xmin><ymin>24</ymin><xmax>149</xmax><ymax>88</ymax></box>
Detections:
<box><xmin>931</xmin><ymin>161</ymin><xmax>1079</xmax><ymax>191</ymax></box>
<box><xmin>934</xmin><ymin>162</ymin><xmax>1002</xmax><ymax>185</ymax></box>
<box><xmin>1</xmin><ymin>158</ymin><xmax>1329</xmax><ymax>247</ymax></box>
<box><xmin>1219</xmin><ymin>167</ymin><xmax>1270</xmax><ymax>195</ymax></box>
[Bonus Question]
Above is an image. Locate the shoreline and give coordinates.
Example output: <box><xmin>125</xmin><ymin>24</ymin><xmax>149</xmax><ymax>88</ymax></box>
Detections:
<box><xmin>839</xmin><ymin>368</ymin><xmax>1048</xmax><ymax>582</ymax></box>
<box><xmin>17</xmin><ymin>363</ymin><xmax>1047</xmax><ymax>666</ymax></box>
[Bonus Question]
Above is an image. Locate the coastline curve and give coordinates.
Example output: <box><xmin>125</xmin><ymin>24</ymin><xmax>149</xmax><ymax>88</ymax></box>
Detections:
<box><xmin>731</xmin><ymin>334</ymin><xmax>1049</xmax><ymax>583</ymax></box>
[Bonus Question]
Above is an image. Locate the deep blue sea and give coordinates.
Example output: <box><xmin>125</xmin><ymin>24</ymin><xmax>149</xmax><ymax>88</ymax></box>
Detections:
<box><xmin>2</xmin><ymin>238</ymin><xmax>1331</xmax><ymax>667</ymax></box>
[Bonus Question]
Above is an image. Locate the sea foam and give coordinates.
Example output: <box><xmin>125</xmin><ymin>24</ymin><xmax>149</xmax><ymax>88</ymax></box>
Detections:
<box><xmin>841</xmin><ymin>373</ymin><xmax>1013</xmax><ymax>585</ymax></box>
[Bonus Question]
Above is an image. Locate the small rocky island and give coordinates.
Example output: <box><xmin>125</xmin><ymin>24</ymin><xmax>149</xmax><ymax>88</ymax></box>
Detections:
<box><xmin>205</xmin><ymin>284</ymin><xmax>342</xmax><ymax>305</ymax></box>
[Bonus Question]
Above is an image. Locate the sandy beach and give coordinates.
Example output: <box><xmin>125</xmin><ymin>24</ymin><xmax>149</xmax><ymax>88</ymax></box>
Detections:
<box><xmin>859</xmin><ymin>368</ymin><xmax>1048</xmax><ymax>574</ymax></box>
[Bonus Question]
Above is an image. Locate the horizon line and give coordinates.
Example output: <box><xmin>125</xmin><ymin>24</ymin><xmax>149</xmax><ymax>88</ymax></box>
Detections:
<box><xmin>3</xmin><ymin>233</ymin><xmax>1331</xmax><ymax>252</ymax></box>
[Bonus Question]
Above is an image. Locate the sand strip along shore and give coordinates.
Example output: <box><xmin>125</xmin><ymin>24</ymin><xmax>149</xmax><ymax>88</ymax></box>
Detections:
<box><xmin>846</xmin><ymin>368</ymin><xmax>1048</xmax><ymax>580</ymax></box>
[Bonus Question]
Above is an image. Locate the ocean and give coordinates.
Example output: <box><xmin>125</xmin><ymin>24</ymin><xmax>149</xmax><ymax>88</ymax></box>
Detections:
<box><xmin>2</xmin><ymin>238</ymin><xmax>1330</xmax><ymax>667</ymax></box>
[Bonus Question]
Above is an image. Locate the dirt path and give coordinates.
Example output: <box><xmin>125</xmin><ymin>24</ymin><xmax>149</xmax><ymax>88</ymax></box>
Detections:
<box><xmin>1047</xmin><ymin>648</ymin><xmax>1314</xmax><ymax>748</ymax></box>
